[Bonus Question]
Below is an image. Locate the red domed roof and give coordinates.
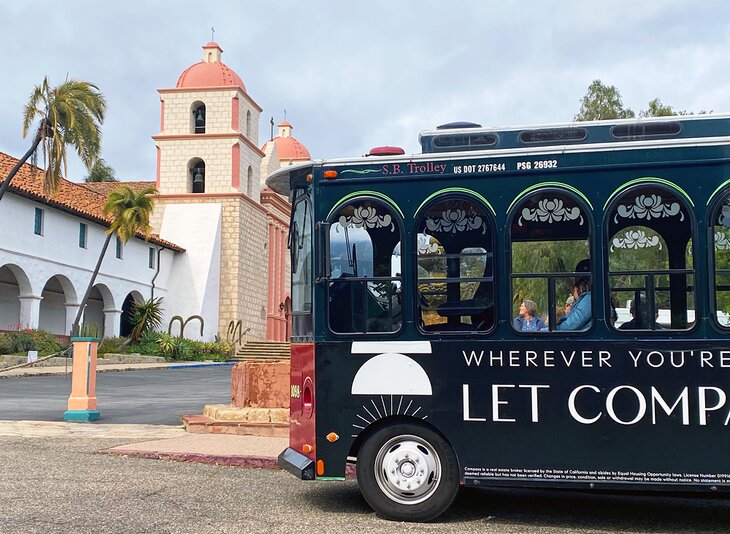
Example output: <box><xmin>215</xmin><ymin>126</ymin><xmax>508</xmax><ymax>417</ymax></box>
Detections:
<box><xmin>176</xmin><ymin>42</ymin><xmax>246</xmax><ymax>91</ymax></box>
<box><xmin>262</xmin><ymin>121</ymin><xmax>311</xmax><ymax>161</ymax></box>
<box><xmin>267</xmin><ymin>136</ymin><xmax>311</xmax><ymax>161</ymax></box>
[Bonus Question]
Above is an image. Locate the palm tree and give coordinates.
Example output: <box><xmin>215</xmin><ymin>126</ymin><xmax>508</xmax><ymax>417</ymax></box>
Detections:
<box><xmin>84</xmin><ymin>157</ymin><xmax>117</xmax><ymax>182</ymax></box>
<box><xmin>0</xmin><ymin>77</ymin><xmax>106</xmax><ymax>203</ymax></box>
<box><xmin>71</xmin><ymin>185</ymin><xmax>158</xmax><ymax>336</ymax></box>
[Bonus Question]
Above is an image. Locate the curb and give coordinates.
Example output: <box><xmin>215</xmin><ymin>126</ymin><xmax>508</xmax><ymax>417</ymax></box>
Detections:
<box><xmin>167</xmin><ymin>362</ymin><xmax>236</xmax><ymax>369</ymax></box>
<box><xmin>101</xmin><ymin>448</ymin><xmax>280</xmax><ymax>469</ymax></box>
<box><xmin>0</xmin><ymin>364</ymin><xmax>172</xmax><ymax>379</ymax></box>
<box><xmin>0</xmin><ymin>362</ymin><xmax>235</xmax><ymax>378</ymax></box>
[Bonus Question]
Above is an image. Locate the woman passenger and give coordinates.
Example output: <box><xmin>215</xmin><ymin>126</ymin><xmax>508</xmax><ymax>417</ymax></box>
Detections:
<box><xmin>514</xmin><ymin>299</ymin><xmax>546</xmax><ymax>332</ymax></box>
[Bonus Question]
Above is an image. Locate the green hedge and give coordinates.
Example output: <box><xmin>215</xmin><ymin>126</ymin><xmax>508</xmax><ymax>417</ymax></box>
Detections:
<box><xmin>120</xmin><ymin>331</ymin><xmax>232</xmax><ymax>361</ymax></box>
<box><xmin>0</xmin><ymin>330</ymin><xmax>64</xmax><ymax>355</ymax></box>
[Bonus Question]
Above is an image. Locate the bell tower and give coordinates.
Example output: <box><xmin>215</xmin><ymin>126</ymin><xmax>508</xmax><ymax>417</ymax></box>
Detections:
<box><xmin>154</xmin><ymin>42</ymin><xmax>264</xmax><ymax>200</ymax></box>
<box><xmin>152</xmin><ymin>42</ymin><xmax>272</xmax><ymax>343</ymax></box>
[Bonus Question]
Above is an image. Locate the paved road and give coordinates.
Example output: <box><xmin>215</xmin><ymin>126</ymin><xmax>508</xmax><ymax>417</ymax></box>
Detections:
<box><xmin>2</xmin><ymin>435</ymin><xmax>730</xmax><ymax>533</ymax></box>
<box><xmin>0</xmin><ymin>366</ymin><xmax>231</xmax><ymax>424</ymax></box>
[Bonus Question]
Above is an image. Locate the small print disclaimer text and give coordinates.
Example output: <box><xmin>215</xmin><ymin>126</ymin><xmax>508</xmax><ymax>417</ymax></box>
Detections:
<box><xmin>464</xmin><ymin>467</ymin><xmax>730</xmax><ymax>484</ymax></box>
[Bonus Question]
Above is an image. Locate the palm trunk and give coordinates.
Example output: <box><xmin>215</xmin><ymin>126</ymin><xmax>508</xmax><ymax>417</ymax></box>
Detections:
<box><xmin>0</xmin><ymin>132</ymin><xmax>43</xmax><ymax>204</ymax></box>
<box><xmin>71</xmin><ymin>232</ymin><xmax>114</xmax><ymax>337</ymax></box>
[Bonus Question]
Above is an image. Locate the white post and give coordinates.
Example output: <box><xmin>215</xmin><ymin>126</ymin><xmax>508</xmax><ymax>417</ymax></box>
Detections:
<box><xmin>65</xmin><ymin>303</ymin><xmax>79</xmax><ymax>336</ymax></box>
<box><xmin>103</xmin><ymin>308</ymin><xmax>122</xmax><ymax>338</ymax></box>
<box><xmin>18</xmin><ymin>295</ymin><xmax>42</xmax><ymax>329</ymax></box>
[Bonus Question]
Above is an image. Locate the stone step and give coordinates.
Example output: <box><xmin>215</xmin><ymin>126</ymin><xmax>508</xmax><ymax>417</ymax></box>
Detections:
<box><xmin>230</xmin><ymin>355</ymin><xmax>289</xmax><ymax>362</ymax></box>
<box><xmin>236</xmin><ymin>349</ymin><xmax>290</xmax><ymax>355</ymax></box>
<box><xmin>232</xmin><ymin>341</ymin><xmax>290</xmax><ymax>361</ymax></box>
<box><xmin>182</xmin><ymin>414</ymin><xmax>287</xmax><ymax>438</ymax></box>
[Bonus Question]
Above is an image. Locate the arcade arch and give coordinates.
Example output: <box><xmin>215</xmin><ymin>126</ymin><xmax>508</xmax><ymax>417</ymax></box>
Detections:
<box><xmin>39</xmin><ymin>275</ymin><xmax>78</xmax><ymax>335</ymax></box>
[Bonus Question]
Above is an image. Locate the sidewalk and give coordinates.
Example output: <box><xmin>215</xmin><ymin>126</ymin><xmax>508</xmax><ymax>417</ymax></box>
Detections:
<box><xmin>0</xmin><ymin>360</ymin><xmax>234</xmax><ymax>378</ymax></box>
<box><xmin>0</xmin><ymin>419</ymin><xmax>287</xmax><ymax>468</ymax></box>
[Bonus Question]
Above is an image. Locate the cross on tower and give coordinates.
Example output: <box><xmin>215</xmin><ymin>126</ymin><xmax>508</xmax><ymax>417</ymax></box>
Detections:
<box><xmin>211</xmin><ymin>26</ymin><xmax>215</xmax><ymax>41</ymax></box>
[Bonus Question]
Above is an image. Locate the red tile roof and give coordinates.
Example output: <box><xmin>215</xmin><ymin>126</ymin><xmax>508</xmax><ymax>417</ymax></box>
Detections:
<box><xmin>81</xmin><ymin>181</ymin><xmax>156</xmax><ymax>197</ymax></box>
<box><xmin>0</xmin><ymin>152</ymin><xmax>184</xmax><ymax>252</ymax></box>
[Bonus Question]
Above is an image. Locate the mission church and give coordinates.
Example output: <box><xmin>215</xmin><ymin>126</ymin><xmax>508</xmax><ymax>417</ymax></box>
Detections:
<box><xmin>0</xmin><ymin>41</ymin><xmax>311</xmax><ymax>344</ymax></box>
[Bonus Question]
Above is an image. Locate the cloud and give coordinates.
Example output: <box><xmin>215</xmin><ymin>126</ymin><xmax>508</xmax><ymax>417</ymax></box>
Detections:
<box><xmin>1</xmin><ymin>0</ymin><xmax>730</xmax><ymax>179</ymax></box>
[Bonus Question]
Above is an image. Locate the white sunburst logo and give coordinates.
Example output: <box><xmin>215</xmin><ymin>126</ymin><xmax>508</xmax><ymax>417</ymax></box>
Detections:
<box><xmin>349</xmin><ymin>341</ymin><xmax>433</xmax><ymax>438</ymax></box>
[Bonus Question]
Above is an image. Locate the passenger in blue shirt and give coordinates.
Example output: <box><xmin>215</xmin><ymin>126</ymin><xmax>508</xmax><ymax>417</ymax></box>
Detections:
<box><xmin>513</xmin><ymin>299</ymin><xmax>546</xmax><ymax>331</ymax></box>
<box><xmin>557</xmin><ymin>277</ymin><xmax>591</xmax><ymax>331</ymax></box>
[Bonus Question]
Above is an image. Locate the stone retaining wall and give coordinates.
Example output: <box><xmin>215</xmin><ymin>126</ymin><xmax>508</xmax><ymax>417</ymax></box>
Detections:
<box><xmin>0</xmin><ymin>353</ymin><xmax>166</xmax><ymax>369</ymax></box>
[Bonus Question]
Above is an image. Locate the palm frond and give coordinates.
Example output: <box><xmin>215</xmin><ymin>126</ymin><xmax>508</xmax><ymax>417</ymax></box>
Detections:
<box><xmin>20</xmin><ymin>77</ymin><xmax>107</xmax><ymax>195</ymax></box>
<box><xmin>104</xmin><ymin>185</ymin><xmax>158</xmax><ymax>243</ymax></box>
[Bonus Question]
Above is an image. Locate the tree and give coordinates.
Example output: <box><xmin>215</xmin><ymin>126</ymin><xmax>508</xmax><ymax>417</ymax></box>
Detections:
<box><xmin>84</xmin><ymin>158</ymin><xmax>117</xmax><ymax>182</ymax></box>
<box><xmin>0</xmin><ymin>77</ymin><xmax>106</xmax><ymax>203</ymax></box>
<box><xmin>72</xmin><ymin>185</ymin><xmax>158</xmax><ymax>336</ymax></box>
<box><xmin>574</xmin><ymin>80</ymin><xmax>635</xmax><ymax>121</ymax></box>
<box><xmin>639</xmin><ymin>98</ymin><xmax>677</xmax><ymax>118</ymax></box>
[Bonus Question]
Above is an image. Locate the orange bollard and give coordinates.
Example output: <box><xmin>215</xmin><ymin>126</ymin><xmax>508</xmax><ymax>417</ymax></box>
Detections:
<box><xmin>63</xmin><ymin>337</ymin><xmax>101</xmax><ymax>422</ymax></box>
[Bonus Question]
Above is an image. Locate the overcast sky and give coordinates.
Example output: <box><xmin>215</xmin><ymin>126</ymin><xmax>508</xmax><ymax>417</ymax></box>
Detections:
<box><xmin>2</xmin><ymin>0</ymin><xmax>730</xmax><ymax>182</ymax></box>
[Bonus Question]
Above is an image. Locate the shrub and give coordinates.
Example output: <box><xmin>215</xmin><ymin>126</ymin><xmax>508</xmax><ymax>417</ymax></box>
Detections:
<box><xmin>155</xmin><ymin>333</ymin><xmax>192</xmax><ymax>360</ymax></box>
<box><xmin>6</xmin><ymin>329</ymin><xmax>63</xmax><ymax>355</ymax></box>
<box><xmin>98</xmin><ymin>336</ymin><xmax>128</xmax><ymax>355</ymax></box>
<box><xmin>0</xmin><ymin>333</ymin><xmax>14</xmax><ymax>355</ymax></box>
<box><xmin>136</xmin><ymin>341</ymin><xmax>161</xmax><ymax>356</ymax></box>
<box><xmin>149</xmin><ymin>335</ymin><xmax>231</xmax><ymax>361</ymax></box>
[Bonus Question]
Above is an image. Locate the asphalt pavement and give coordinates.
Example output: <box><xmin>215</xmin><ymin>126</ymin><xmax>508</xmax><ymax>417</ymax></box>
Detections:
<box><xmin>4</xmin><ymin>435</ymin><xmax>730</xmax><ymax>533</ymax></box>
<box><xmin>0</xmin><ymin>366</ymin><xmax>232</xmax><ymax>424</ymax></box>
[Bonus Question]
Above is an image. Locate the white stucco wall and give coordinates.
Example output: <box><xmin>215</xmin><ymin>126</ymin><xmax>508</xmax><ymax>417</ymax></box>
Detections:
<box><xmin>158</xmin><ymin>203</ymin><xmax>221</xmax><ymax>341</ymax></box>
<box><xmin>0</xmin><ymin>192</ymin><xmax>178</xmax><ymax>336</ymax></box>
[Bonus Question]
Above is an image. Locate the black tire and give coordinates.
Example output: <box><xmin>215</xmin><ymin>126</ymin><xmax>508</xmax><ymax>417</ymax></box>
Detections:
<box><xmin>357</xmin><ymin>422</ymin><xmax>459</xmax><ymax>522</ymax></box>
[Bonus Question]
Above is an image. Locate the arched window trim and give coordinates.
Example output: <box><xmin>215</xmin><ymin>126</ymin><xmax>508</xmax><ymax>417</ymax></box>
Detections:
<box><xmin>326</xmin><ymin>195</ymin><xmax>405</xmax><ymax>336</ymax></box>
<box><xmin>603</xmin><ymin>177</ymin><xmax>694</xmax><ymax>212</ymax></box>
<box><xmin>506</xmin><ymin>185</ymin><xmax>595</xmax><ymax>335</ymax></box>
<box><xmin>415</xmin><ymin>187</ymin><xmax>496</xmax><ymax>218</ymax></box>
<box><xmin>414</xmin><ymin>192</ymin><xmax>497</xmax><ymax>336</ymax></box>
<box><xmin>327</xmin><ymin>191</ymin><xmax>403</xmax><ymax>221</ymax></box>
<box><xmin>602</xmin><ymin>181</ymin><xmax>698</xmax><ymax>334</ymax></box>
<box><xmin>706</xmin><ymin>184</ymin><xmax>730</xmax><ymax>332</ymax></box>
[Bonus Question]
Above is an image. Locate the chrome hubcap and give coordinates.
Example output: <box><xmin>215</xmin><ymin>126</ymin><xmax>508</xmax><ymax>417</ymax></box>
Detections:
<box><xmin>374</xmin><ymin>434</ymin><xmax>441</xmax><ymax>505</ymax></box>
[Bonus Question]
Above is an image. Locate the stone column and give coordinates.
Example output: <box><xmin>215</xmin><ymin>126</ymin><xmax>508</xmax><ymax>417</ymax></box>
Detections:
<box><xmin>103</xmin><ymin>308</ymin><xmax>122</xmax><ymax>338</ymax></box>
<box><xmin>18</xmin><ymin>295</ymin><xmax>42</xmax><ymax>329</ymax></box>
<box><xmin>278</xmin><ymin>226</ymin><xmax>286</xmax><ymax>341</ymax></box>
<box><xmin>267</xmin><ymin>220</ymin><xmax>276</xmax><ymax>339</ymax></box>
<box><xmin>64</xmin><ymin>303</ymin><xmax>80</xmax><ymax>336</ymax></box>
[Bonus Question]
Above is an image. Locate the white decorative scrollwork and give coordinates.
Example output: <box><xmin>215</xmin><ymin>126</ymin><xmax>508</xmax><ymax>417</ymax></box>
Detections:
<box><xmin>718</xmin><ymin>203</ymin><xmax>730</xmax><ymax>228</ymax></box>
<box><xmin>518</xmin><ymin>198</ymin><xmax>584</xmax><ymax>226</ymax></box>
<box><xmin>338</xmin><ymin>205</ymin><xmax>394</xmax><ymax>232</ymax></box>
<box><xmin>417</xmin><ymin>234</ymin><xmax>440</xmax><ymax>254</ymax></box>
<box><xmin>425</xmin><ymin>209</ymin><xmax>487</xmax><ymax>234</ymax></box>
<box><xmin>715</xmin><ymin>230</ymin><xmax>730</xmax><ymax>251</ymax></box>
<box><xmin>610</xmin><ymin>229</ymin><xmax>662</xmax><ymax>251</ymax></box>
<box><xmin>614</xmin><ymin>194</ymin><xmax>684</xmax><ymax>223</ymax></box>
